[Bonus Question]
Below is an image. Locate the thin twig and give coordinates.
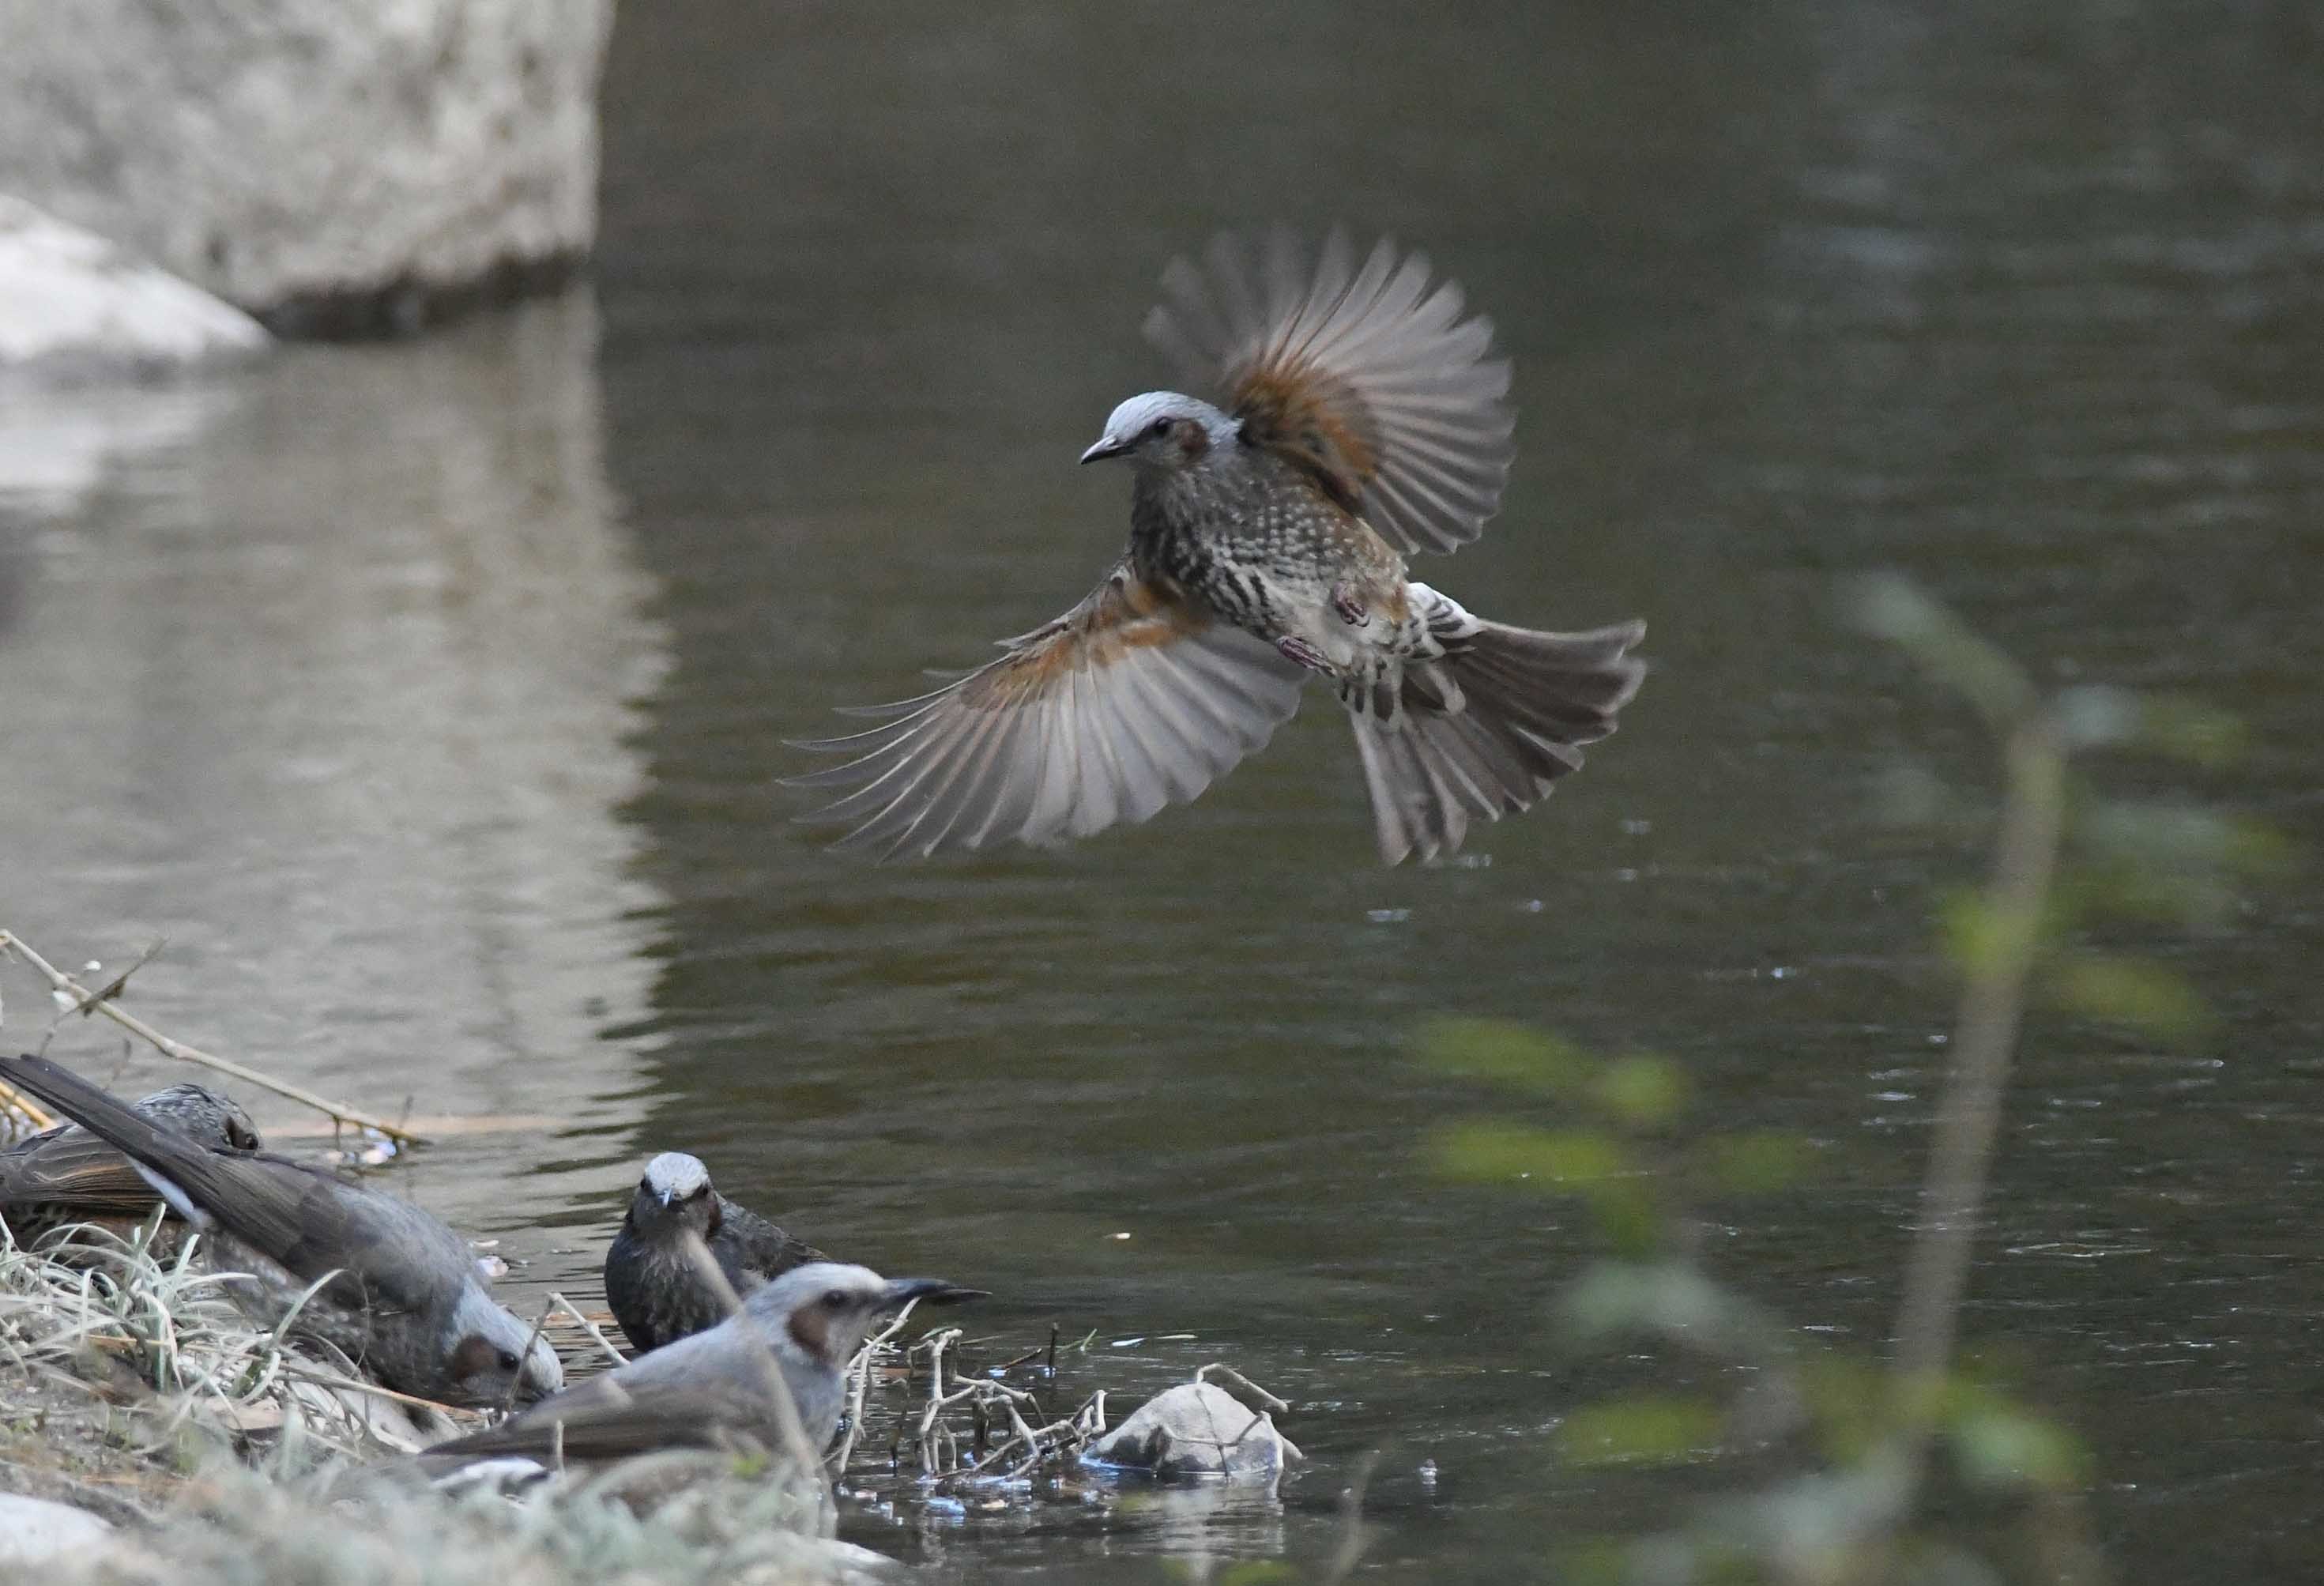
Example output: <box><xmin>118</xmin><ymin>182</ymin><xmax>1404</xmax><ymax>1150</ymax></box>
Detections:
<box><xmin>831</xmin><ymin>1298</ymin><xmax>921</xmax><ymax>1475</ymax></box>
<box><xmin>548</xmin><ymin>1291</ymin><xmax>631</xmax><ymax>1370</ymax></box>
<box><xmin>0</xmin><ymin>930</ymin><xmax>425</xmax><ymax>1145</ymax></box>
<box><xmin>499</xmin><ymin>1294</ymin><xmax>556</xmax><ymax>1413</ymax></box>
<box><xmin>1196</xmin><ymin>1362</ymin><xmax>1289</xmax><ymax>1413</ymax></box>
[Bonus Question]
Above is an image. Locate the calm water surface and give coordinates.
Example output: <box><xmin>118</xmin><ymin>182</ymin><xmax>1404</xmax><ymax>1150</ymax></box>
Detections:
<box><xmin>3</xmin><ymin>2</ymin><xmax>2322</xmax><ymax>1579</ymax></box>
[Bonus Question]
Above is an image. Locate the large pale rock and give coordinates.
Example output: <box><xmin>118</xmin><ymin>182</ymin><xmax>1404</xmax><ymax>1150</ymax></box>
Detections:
<box><xmin>1083</xmin><ymin>1382</ymin><xmax>1304</xmax><ymax>1481</ymax></box>
<box><xmin>0</xmin><ymin>0</ymin><xmax>612</xmax><ymax>333</ymax></box>
<box><xmin>0</xmin><ymin>1491</ymin><xmax>115</xmax><ymax>1567</ymax></box>
<box><xmin>0</xmin><ymin>195</ymin><xmax>268</xmax><ymax>374</ymax></box>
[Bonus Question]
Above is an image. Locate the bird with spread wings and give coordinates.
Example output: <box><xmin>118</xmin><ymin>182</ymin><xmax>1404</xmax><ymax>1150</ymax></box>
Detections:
<box><xmin>793</xmin><ymin>230</ymin><xmax>1646</xmax><ymax>865</ymax></box>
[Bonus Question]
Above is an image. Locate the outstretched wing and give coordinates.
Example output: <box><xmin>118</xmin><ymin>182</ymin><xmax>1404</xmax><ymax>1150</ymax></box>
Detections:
<box><xmin>1144</xmin><ymin>228</ymin><xmax>1516</xmax><ymax>556</ymax></box>
<box><xmin>790</xmin><ymin>564</ymin><xmax>1309</xmax><ymax>858</ymax></box>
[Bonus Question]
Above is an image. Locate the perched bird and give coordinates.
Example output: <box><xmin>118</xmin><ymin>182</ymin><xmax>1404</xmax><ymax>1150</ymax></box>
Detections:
<box><xmin>415</xmin><ymin>1262</ymin><xmax>979</xmax><ymax>1475</ymax></box>
<box><xmin>604</xmin><ymin>1151</ymin><xmax>985</xmax><ymax>1355</ymax></box>
<box><xmin>0</xmin><ymin>1053</ymin><xmax>563</xmax><ymax>1408</ymax></box>
<box><xmin>794</xmin><ymin>228</ymin><xmax>1647</xmax><ymax>865</ymax></box>
<box><xmin>604</xmin><ymin>1151</ymin><xmax>827</xmax><ymax>1354</ymax></box>
<box><xmin>1</xmin><ymin>1080</ymin><xmax>262</xmax><ymax>1256</ymax></box>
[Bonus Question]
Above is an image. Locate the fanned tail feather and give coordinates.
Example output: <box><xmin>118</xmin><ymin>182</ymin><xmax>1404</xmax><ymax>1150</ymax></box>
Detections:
<box><xmin>1349</xmin><ymin>616</ymin><xmax>1645</xmax><ymax>865</ymax></box>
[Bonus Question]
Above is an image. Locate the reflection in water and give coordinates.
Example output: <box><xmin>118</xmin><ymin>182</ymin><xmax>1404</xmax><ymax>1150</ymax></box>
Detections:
<box><xmin>0</xmin><ymin>294</ymin><xmax>670</xmax><ymax>1276</ymax></box>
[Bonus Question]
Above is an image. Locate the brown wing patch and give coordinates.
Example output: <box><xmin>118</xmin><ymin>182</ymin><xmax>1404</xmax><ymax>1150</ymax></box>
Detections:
<box><xmin>1230</xmin><ymin>363</ymin><xmax>1380</xmax><ymax>513</ymax></box>
<box><xmin>1144</xmin><ymin>228</ymin><xmax>1517</xmax><ymax>556</ymax></box>
<box><xmin>790</xmin><ymin>561</ymin><xmax>1311</xmax><ymax>858</ymax></box>
<box><xmin>970</xmin><ymin>571</ymin><xmax>1208</xmax><ymax>706</ymax></box>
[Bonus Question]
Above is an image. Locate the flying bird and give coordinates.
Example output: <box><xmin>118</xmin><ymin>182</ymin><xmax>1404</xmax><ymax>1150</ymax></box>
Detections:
<box><xmin>0</xmin><ymin>1053</ymin><xmax>563</xmax><ymax>1409</ymax></box>
<box><xmin>793</xmin><ymin>228</ymin><xmax>1646</xmax><ymax>865</ymax></box>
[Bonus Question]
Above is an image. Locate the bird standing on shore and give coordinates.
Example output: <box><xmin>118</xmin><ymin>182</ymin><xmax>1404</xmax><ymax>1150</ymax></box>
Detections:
<box><xmin>604</xmin><ymin>1151</ymin><xmax>827</xmax><ymax>1354</ymax></box>
<box><xmin>0</xmin><ymin>1053</ymin><xmax>563</xmax><ymax>1409</ymax></box>
<box><xmin>604</xmin><ymin>1151</ymin><xmax>985</xmax><ymax>1355</ymax></box>
<box><xmin>416</xmin><ymin>1263</ymin><xmax>978</xmax><ymax>1475</ymax></box>
<box><xmin>794</xmin><ymin>228</ymin><xmax>1646</xmax><ymax>865</ymax></box>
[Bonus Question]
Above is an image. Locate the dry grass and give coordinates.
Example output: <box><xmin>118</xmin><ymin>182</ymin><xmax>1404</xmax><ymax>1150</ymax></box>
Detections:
<box><xmin>0</xmin><ymin>1223</ymin><xmax>864</xmax><ymax>1584</ymax></box>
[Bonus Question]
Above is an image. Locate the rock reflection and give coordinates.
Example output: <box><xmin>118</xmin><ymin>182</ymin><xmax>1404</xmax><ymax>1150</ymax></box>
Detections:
<box><xmin>0</xmin><ymin>292</ymin><xmax>668</xmax><ymax>1284</ymax></box>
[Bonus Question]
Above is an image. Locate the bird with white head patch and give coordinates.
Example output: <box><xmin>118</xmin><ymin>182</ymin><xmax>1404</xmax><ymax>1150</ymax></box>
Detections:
<box><xmin>603</xmin><ymin>1150</ymin><xmax>828</xmax><ymax>1354</ymax></box>
<box><xmin>414</xmin><ymin>1261</ymin><xmax>984</xmax><ymax>1477</ymax></box>
<box><xmin>794</xmin><ymin>227</ymin><xmax>1647</xmax><ymax>865</ymax></box>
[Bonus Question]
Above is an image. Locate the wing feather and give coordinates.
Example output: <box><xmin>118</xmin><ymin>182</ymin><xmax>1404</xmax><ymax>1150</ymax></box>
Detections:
<box><xmin>791</xmin><ymin>565</ymin><xmax>1308</xmax><ymax>856</ymax></box>
<box><xmin>1144</xmin><ymin>227</ymin><xmax>1516</xmax><ymax>555</ymax></box>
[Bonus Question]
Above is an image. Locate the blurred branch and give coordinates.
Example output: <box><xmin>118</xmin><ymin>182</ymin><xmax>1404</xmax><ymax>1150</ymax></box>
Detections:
<box><xmin>1891</xmin><ymin>714</ymin><xmax>2066</xmax><ymax>1393</ymax></box>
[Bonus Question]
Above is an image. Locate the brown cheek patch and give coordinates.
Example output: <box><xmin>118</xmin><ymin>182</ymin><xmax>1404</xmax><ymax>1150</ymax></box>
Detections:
<box><xmin>448</xmin><ymin>1333</ymin><xmax>500</xmax><ymax>1385</ymax></box>
<box><xmin>787</xmin><ymin>1305</ymin><xmax>833</xmax><ymax>1363</ymax></box>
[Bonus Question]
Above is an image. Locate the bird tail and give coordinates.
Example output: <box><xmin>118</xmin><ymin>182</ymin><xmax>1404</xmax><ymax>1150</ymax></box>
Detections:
<box><xmin>0</xmin><ymin>1053</ymin><xmax>232</xmax><ymax>1230</ymax></box>
<box><xmin>1347</xmin><ymin>592</ymin><xmax>1644</xmax><ymax>865</ymax></box>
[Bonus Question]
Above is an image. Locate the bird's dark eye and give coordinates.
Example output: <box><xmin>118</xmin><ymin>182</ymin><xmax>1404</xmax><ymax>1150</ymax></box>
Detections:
<box><xmin>1146</xmin><ymin>418</ymin><xmax>1174</xmax><ymax>440</ymax></box>
<box><xmin>823</xmin><ymin>1289</ymin><xmax>849</xmax><ymax>1309</ymax></box>
<box><xmin>498</xmin><ymin>1349</ymin><xmax>519</xmax><ymax>1372</ymax></box>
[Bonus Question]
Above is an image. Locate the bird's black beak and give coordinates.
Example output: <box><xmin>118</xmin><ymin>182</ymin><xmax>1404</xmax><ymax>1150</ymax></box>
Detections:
<box><xmin>880</xmin><ymin>1277</ymin><xmax>989</xmax><ymax>1309</ymax></box>
<box><xmin>1079</xmin><ymin>435</ymin><xmax>1131</xmax><ymax>465</ymax></box>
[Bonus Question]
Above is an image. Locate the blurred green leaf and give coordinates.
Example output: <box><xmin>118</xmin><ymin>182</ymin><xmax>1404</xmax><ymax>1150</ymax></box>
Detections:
<box><xmin>1591</xmin><ymin>1181</ymin><xmax>1672</xmax><ymax>1259</ymax></box>
<box><xmin>1869</xmin><ymin>764</ymin><xmax>1956</xmax><ymax>828</ymax></box>
<box><xmin>1938</xmin><ymin>890</ymin><xmax>2047</xmax><ymax>977</ymax></box>
<box><xmin>1428</xmin><ymin>1123</ymin><xmax>1626</xmax><ymax>1189</ymax></box>
<box><xmin>1556</xmin><ymin>1395</ymin><xmax>1725</xmax><ymax>1469</ymax></box>
<box><xmin>2047</xmin><ymin>954</ymin><xmax>2211</xmax><ymax>1038</ymax></box>
<box><xmin>2130</xmin><ymin>693</ymin><xmax>2248</xmax><ymax>767</ymax></box>
<box><xmin>1214</xmin><ymin>1565</ymin><xmax>1302</xmax><ymax>1586</ymax></box>
<box><xmin>1848</xmin><ymin>575</ymin><xmax>2038</xmax><ymax>729</ymax></box>
<box><xmin>1796</xmin><ymin>1357</ymin><xmax>1897</xmax><ymax>1465</ymax></box>
<box><xmin>1702</xmin><ymin>1131</ymin><xmax>1812</xmax><ymax>1193</ymax></box>
<box><xmin>1944</xmin><ymin>1393</ymin><xmax>2089</xmax><ymax>1490</ymax></box>
<box><xmin>1593</xmin><ymin>1053</ymin><xmax>1690</xmax><ymax>1125</ymax></box>
<box><xmin>1558</xmin><ymin>1260</ymin><xmax>1795</xmax><ymax>1359</ymax></box>
<box><xmin>2059</xmin><ymin>861</ymin><xmax>2232</xmax><ymax>931</ymax></box>
<box><xmin>1418</xmin><ymin>1016</ymin><xmax>1591</xmax><ymax>1094</ymax></box>
<box><xmin>2077</xmin><ymin>802</ymin><xmax>2293</xmax><ymax>881</ymax></box>
<box><xmin>2053</xmin><ymin>684</ymin><xmax>2140</xmax><ymax>752</ymax></box>
<box><xmin>1545</xmin><ymin>1539</ymin><xmax>1635</xmax><ymax>1586</ymax></box>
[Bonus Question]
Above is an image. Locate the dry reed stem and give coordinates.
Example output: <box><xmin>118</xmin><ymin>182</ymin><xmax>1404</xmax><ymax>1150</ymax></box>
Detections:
<box><xmin>0</xmin><ymin>1076</ymin><xmax>57</xmax><ymax>1131</ymax></box>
